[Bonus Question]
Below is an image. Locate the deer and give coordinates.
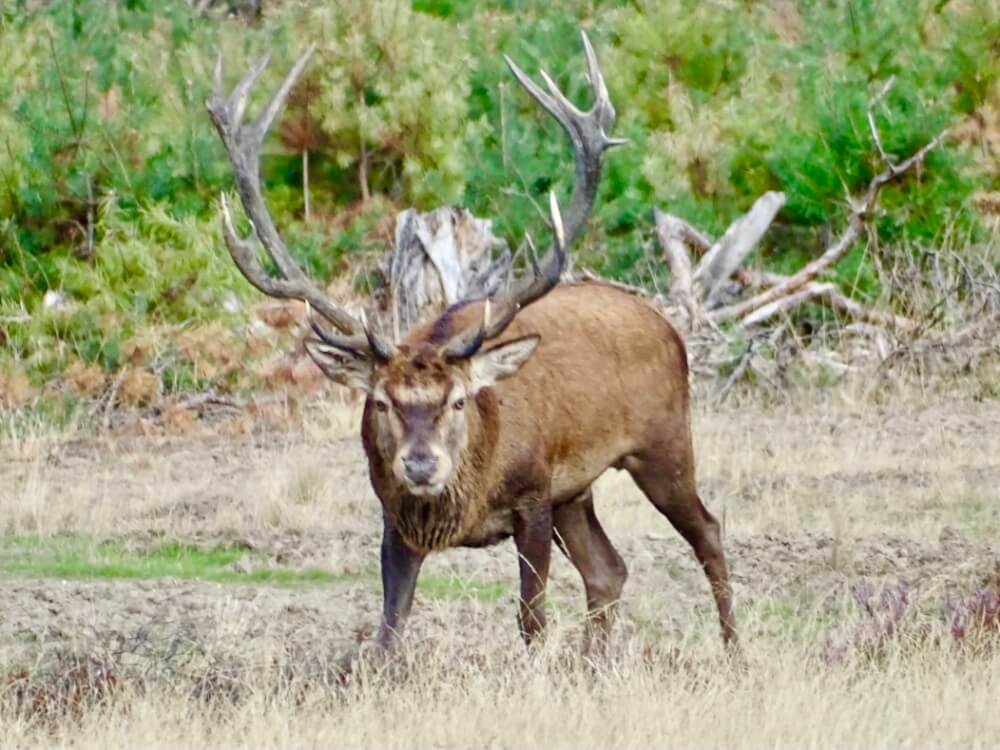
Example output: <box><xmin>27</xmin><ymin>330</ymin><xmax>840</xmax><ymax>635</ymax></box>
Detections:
<box><xmin>206</xmin><ymin>33</ymin><xmax>737</xmax><ymax>653</ymax></box>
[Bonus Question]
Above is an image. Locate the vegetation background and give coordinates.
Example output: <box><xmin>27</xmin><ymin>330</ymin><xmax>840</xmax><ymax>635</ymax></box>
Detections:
<box><xmin>1</xmin><ymin>0</ymin><xmax>998</xmax><ymax>423</ymax></box>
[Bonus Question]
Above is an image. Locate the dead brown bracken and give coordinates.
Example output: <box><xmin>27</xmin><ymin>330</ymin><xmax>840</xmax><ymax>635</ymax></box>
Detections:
<box><xmin>205</xmin><ymin>33</ymin><xmax>736</xmax><ymax>652</ymax></box>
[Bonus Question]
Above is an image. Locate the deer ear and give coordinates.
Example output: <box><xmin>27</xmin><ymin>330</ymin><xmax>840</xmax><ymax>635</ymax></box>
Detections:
<box><xmin>304</xmin><ymin>339</ymin><xmax>374</xmax><ymax>393</ymax></box>
<box><xmin>469</xmin><ymin>335</ymin><xmax>539</xmax><ymax>392</ymax></box>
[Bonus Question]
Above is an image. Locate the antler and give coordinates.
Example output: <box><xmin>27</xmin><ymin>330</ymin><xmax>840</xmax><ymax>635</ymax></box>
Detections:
<box><xmin>505</xmin><ymin>30</ymin><xmax>625</xmax><ymax>248</ymax></box>
<box><xmin>443</xmin><ymin>31</ymin><xmax>623</xmax><ymax>360</ymax></box>
<box><xmin>207</xmin><ymin>46</ymin><xmax>396</xmax><ymax>358</ymax></box>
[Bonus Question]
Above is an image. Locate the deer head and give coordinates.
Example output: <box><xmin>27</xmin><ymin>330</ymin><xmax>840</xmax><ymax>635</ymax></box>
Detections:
<box><xmin>206</xmin><ymin>34</ymin><xmax>620</xmax><ymax>495</ymax></box>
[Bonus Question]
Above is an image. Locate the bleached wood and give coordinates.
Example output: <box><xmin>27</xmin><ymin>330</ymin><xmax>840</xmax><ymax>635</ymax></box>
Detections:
<box><xmin>692</xmin><ymin>191</ymin><xmax>786</xmax><ymax>306</ymax></box>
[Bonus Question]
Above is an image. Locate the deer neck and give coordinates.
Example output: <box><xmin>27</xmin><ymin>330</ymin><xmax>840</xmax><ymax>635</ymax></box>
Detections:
<box><xmin>384</xmin><ymin>391</ymin><xmax>499</xmax><ymax>553</ymax></box>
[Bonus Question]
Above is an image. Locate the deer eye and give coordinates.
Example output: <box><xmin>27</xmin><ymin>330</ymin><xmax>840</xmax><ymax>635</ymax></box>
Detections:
<box><xmin>452</xmin><ymin>398</ymin><xmax>465</xmax><ymax>412</ymax></box>
<box><xmin>373</xmin><ymin>399</ymin><xmax>389</xmax><ymax>414</ymax></box>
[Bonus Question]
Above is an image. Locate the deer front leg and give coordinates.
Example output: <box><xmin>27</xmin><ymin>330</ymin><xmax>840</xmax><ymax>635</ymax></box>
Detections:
<box><xmin>513</xmin><ymin>503</ymin><xmax>553</xmax><ymax>645</ymax></box>
<box><xmin>376</xmin><ymin>518</ymin><xmax>425</xmax><ymax>650</ymax></box>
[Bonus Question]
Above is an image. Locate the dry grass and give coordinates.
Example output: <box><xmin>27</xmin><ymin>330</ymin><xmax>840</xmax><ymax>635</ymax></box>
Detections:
<box><xmin>3</xmin><ymin>387</ymin><xmax>998</xmax><ymax>543</ymax></box>
<box><xmin>1</xmin><ymin>384</ymin><xmax>999</xmax><ymax>747</ymax></box>
<box><xmin>1</xmin><ymin>615</ymin><xmax>998</xmax><ymax>750</ymax></box>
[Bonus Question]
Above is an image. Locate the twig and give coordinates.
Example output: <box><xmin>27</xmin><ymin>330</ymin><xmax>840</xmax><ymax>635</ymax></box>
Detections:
<box><xmin>85</xmin><ymin>175</ymin><xmax>95</xmax><ymax>260</ymax></box>
<box><xmin>713</xmin><ymin>324</ymin><xmax>786</xmax><ymax>400</ymax></box>
<box><xmin>714</xmin><ymin>343</ymin><xmax>755</xmax><ymax>401</ymax></box>
<box><xmin>48</xmin><ymin>33</ymin><xmax>80</xmax><ymax>145</ymax></box>
<box><xmin>867</xmin><ymin>76</ymin><xmax>896</xmax><ymax>167</ymax></box>
<box><xmin>358</xmin><ymin>91</ymin><xmax>370</xmax><ymax>203</ymax></box>
<box><xmin>302</xmin><ymin>150</ymin><xmax>310</xmax><ymax>223</ymax></box>
<box><xmin>740</xmin><ymin>283</ymin><xmax>837</xmax><ymax>327</ymax></box>
<box><xmin>578</xmin><ymin>268</ymin><xmax>652</xmax><ymax>297</ymax></box>
<box><xmin>738</xmin><ymin>269</ymin><xmax>914</xmax><ymax>330</ymax></box>
<box><xmin>174</xmin><ymin>392</ymin><xmax>242</xmax><ymax>412</ymax></box>
<box><xmin>101</xmin><ymin>369</ymin><xmax>127</xmax><ymax>431</ymax></box>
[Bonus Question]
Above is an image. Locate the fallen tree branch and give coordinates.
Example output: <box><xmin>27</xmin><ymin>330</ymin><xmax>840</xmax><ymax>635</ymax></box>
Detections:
<box><xmin>737</xmin><ymin>270</ymin><xmax>915</xmax><ymax>330</ymax></box>
<box><xmin>653</xmin><ymin>210</ymin><xmax>694</xmax><ymax>300</ymax></box>
<box><xmin>739</xmin><ymin>282</ymin><xmax>837</xmax><ymax>327</ymax></box>
<box><xmin>708</xmin><ymin>129</ymin><xmax>947</xmax><ymax>327</ymax></box>
<box><xmin>653</xmin><ymin>211</ymin><xmax>917</xmax><ymax>330</ymax></box>
<box><xmin>692</xmin><ymin>191</ymin><xmax>786</xmax><ymax>306</ymax></box>
<box><xmin>653</xmin><ymin>213</ymin><xmax>711</xmax><ymax>254</ymax></box>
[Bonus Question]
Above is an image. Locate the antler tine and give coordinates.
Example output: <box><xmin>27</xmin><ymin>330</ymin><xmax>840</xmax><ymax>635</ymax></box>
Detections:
<box><xmin>523</xmin><ymin>232</ymin><xmax>541</xmax><ymax>278</ymax></box>
<box><xmin>219</xmin><ymin>52</ymin><xmax>272</xmax><ymax>135</ymax></box>
<box><xmin>254</xmin><ymin>44</ymin><xmax>316</xmax><ymax>143</ymax></box>
<box><xmin>212</xmin><ymin>52</ymin><xmax>224</xmax><ymax>108</ymax></box>
<box><xmin>579</xmin><ymin>30</ymin><xmax>621</xmax><ymax>139</ymax></box>
<box><xmin>220</xmin><ymin>192</ymin><xmax>283</xmax><ymax>292</ymax></box>
<box><xmin>549</xmin><ymin>189</ymin><xmax>566</xmax><ymax>249</ymax></box>
<box><xmin>503</xmin><ymin>31</ymin><xmax>622</xmax><ymax>249</ymax></box>
<box><xmin>360</xmin><ymin>309</ymin><xmax>398</xmax><ymax>362</ymax></box>
<box><xmin>501</xmin><ymin>190</ymin><xmax>565</xmax><ymax>312</ymax></box>
<box><xmin>539</xmin><ymin>68</ymin><xmax>585</xmax><ymax>123</ymax></box>
<box><xmin>503</xmin><ymin>57</ymin><xmax>565</xmax><ymax>132</ymax></box>
<box><xmin>443</xmin><ymin>304</ymin><xmax>488</xmax><ymax>362</ymax></box>
<box><xmin>306</xmin><ymin>302</ymin><xmax>370</xmax><ymax>356</ymax></box>
<box><xmin>207</xmin><ymin>47</ymin><xmax>371</xmax><ymax>340</ymax></box>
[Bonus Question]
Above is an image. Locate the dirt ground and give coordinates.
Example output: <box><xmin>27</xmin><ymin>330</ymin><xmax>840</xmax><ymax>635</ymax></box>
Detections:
<box><xmin>2</xmin><ymin>392</ymin><xmax>999</xmax><ymax>666</ymax></box>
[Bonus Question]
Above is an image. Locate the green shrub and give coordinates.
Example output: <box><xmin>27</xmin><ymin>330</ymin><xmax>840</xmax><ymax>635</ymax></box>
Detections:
<box><xmin>279</xmin><ymin>0</ymin><xmax>476</xmax><ymax>207</ymax></box>
<box><xmin>1</xmin><ymin>0</ymin><xmax>996</xmax><ymax>398</ymax></box>
<box><xmin>614</xmin><ymin>0</ymin><xmax>991</xmax><ymax>245</ymax></box>
<box><xmin>0</xmin><ymin>2</ymin><xmax>238</xmax><ymax>260</ymax></box>
<box><xmin>1</xmin><ymin>198</ymin><xmax>250</xmax><ymax>378</ymax></box>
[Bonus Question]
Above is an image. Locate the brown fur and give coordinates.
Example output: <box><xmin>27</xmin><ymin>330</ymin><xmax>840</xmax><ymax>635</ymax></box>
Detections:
<box><xmin>360</xmin><ymin>280</ymin><xmax>737</xmax><ymax>650</ymax></box>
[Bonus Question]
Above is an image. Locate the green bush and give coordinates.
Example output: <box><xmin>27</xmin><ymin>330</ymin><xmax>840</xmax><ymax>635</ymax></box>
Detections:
<box><xmin>281</xmin><ymin>0</ymin><xmax>477</xmax><ymax>206</ymax></box>
<box><xmin>614</xmin><ymin>0</ymin><xmax>993</xmax><ymax>243</ymax></box>
<box><xmin>1</xmin><ymin>0</ymin><xmax>997</xmax><ymax>395</ymax></box>
<box><xmin>1</xmin><ymin>198</ymin><xmax>250</xmax><ymax>378</ymax></box>
<box><xmin>0</xmin><ymin>2</ymin><xmax>234</xmax><ymax>261</ymax></box>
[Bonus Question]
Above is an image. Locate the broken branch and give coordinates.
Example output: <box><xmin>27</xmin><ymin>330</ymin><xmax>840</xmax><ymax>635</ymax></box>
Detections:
<box><xmin>709</xmin><ymin>128</ymin><xmax>946</xmax><ymax>326</ymax></box>
<box><xmin>692</xmin><ymin>191</ymin><xmax>786</xmax><ymax>307</ymax></box>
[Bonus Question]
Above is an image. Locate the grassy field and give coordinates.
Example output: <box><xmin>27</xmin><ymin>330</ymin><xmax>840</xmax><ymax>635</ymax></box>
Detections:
<box><xmin>1</xmin><ymin>386</ymin><xmax>998</xmax><ymax>748</ymax></box>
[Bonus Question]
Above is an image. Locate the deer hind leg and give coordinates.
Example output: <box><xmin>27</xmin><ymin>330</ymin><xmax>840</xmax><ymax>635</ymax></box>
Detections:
<box><xmin>627</xmin><ymin>450</ymin><xmax>738</xmax><ymax>647</ymax></box>
<box><xmin>553</xmin><ymin>488</ymin><xmax>628</xmax><ymax>653</ymax></box>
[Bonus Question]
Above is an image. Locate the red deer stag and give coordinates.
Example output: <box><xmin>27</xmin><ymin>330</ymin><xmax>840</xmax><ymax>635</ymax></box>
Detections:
<box><xmin>206</xmin><ymin>34</ymin><xmax>736</xmax><ymax>651</ymax></box>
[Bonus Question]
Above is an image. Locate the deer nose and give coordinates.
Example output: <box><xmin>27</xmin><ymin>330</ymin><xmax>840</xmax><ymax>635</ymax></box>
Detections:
<box><xmin>403</xmin><ymin>453</ymin><xmax>438</xmax><ymax>485</ymax></box>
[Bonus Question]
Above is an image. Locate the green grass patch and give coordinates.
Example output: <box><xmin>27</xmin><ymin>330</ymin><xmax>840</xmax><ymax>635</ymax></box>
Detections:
<box><xmin>417</xmin><ymin>573</ymin><xmax>509</xmax><ymax>603</ymax></box>
<box><xmin>0</xmin><ymin>535</ymin><xmax>343</xmax><ymax>586</ymax></box>
<box><xmin>0</xmin><ymin>535</ymin><xmax>538</xmax><ymax>601</ymax></box>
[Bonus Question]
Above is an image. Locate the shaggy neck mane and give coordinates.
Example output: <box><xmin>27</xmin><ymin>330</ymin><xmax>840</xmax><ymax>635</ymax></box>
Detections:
<box><xmin>389</xmin><ymin>389</ymin><xmax>499</xmax><ymax>553</ymax></box>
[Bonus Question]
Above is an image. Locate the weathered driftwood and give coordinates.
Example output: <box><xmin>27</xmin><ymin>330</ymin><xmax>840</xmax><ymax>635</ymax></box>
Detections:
<box><xmin>690</xmin><ymin>190</ymin><xmax>786</xmax><ymax>308</ymax></box>
<box><xmin>387</xmin><ymin>207</ymin><xmax>511</xmax><ymax>336</ymax></box>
